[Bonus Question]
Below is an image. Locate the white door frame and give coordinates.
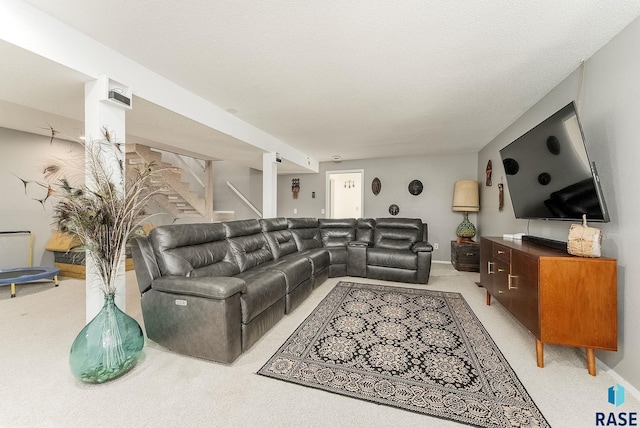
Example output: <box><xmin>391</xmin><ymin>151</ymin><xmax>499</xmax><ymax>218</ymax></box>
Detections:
<box><xmin>325</xmin><ymin>169</ymin><xmax>365</xmax><ymax>218</ymax></box>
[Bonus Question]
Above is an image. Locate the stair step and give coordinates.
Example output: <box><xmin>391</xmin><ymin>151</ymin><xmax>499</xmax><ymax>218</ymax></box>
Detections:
<box><xmin>126</xmin><ymin>143</ymin><xmax>208</xmax><ymax>218</ymax></box>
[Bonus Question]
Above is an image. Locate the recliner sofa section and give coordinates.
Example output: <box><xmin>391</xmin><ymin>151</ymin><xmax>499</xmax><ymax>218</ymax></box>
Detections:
<box><xmin>130</xmin><ymin>217</ymin><xmax>433</xmax><ymax>364</ymax></box>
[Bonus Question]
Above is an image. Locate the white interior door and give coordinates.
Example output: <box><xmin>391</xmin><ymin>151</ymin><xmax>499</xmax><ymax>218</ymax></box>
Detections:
<box><xmin>326</xmin><ymin>170</ymin><xmax>364</xmax><ymax>218</ymax></box>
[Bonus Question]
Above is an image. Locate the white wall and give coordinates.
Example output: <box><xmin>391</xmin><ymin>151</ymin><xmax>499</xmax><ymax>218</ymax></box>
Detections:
<box><xmin>278</xmin><ymin>152</ymin><xmax>478</xmax><ymax>262</ymax></box>
<box><xmin>477</xmin><ymin>17</ymin><xmax>640</xmax><ymax>389</ymax></box>
<box><xmin>211</xmin><ymin>160</ymin><xmax>262</xmax><ymax>220</ymax></box>
<box><xmin>0</xmin><ymin>128</ymin><xmax>83</xmax><ymax>268</ymax></box>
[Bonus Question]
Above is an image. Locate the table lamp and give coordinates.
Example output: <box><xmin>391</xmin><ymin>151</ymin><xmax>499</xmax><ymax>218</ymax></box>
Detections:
<box><xmin>452</xmin><ymin>180</ymin><xmax>480</xmax><ymax>242</ymax></box>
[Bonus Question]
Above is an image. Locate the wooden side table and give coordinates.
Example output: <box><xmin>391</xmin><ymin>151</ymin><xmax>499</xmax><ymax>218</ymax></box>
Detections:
<box><xmin>451</xmin><ymin>240</ymin><xmax>480</xmax><ymax>272</ymax></box>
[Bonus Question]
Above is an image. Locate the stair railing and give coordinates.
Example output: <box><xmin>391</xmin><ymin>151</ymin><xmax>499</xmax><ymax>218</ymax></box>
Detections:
<box><xmin>226</xmin><ymin>181</ymin><xmax>262</xmax><ymax>218</ymax></box>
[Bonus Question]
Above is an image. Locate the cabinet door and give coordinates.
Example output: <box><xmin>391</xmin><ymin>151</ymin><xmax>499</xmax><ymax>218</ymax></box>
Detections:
<box><xmin>510</xmin><ymin>251</ymin><xmax>540</xmax><ymax>337</ymax></box>
<box><xmin>480</xmin><ymin>238</ymin><xmax>493</xmax><ymax>290</ymax></box>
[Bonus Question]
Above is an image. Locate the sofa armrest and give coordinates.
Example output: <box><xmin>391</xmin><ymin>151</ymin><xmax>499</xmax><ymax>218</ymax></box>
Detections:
<box><xmin>412</xmin><ymin>242</ymin><xmax>434</xmax><ymax>253</ymax></box>
<box><xmin>152</xmin><ymin>276</ymin><xmax>247</xmax><ymax>300</ymax></box>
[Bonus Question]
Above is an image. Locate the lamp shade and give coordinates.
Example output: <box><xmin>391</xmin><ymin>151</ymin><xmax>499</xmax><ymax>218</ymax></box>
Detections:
<box><xmin>452</xmin><ymin>180</ymin><xmax>479</xmax><ymax>212</ymax></box>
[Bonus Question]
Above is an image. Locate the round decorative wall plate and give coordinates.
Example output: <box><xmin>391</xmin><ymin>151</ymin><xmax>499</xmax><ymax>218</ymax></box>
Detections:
<box><xmin>372</xmin><ymin>177</ymin><xmax>381</xmax><ymax>195</ymax></box>
<box><xmin>408</xmin><ymin>179</ymin><xmax>423</xmax><ymax>196</ymax></box>
<box><xmin>503</xmin><ymin>158</ymin><xmax>520</xmax><ymax>175</ymax></box>
<box><xmin>538</xmin><ymin>172</ymin><xmax>551</xmax><ymax>185</ymax></box>
<box><xmin>388</xmin><ymin>204</ymin><xmax>399</xmax><ymax>215</ymax></box>
<box><xmin>546</xmin><ymin>136</ymin><xmax>561</xmax><ymax>155</ymax></box>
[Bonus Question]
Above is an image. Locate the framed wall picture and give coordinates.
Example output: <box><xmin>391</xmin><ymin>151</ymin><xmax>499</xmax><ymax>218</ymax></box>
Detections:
<box><xmin>372</xmin><ymin>177</ymin><xmax>381</xmax><ymax>195</ymax></box>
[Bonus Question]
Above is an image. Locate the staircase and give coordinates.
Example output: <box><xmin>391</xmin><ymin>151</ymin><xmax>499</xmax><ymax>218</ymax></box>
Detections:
<box><xmin>125</xmin><ymin>144</ymin><xmax>209</xmax><ymax>219</ymax></box>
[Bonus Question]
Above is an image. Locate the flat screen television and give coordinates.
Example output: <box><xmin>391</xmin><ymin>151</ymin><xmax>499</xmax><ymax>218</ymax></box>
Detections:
<box><xmin>499</xmin><ymin>101</ymin><xmax>610</xmax><ymax>222</ymax></box>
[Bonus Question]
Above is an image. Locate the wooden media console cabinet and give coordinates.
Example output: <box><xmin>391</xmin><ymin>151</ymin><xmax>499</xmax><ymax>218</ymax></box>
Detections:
<box><xmin>479</xmin><ymin>236</ymin><xmax>617</xmax><ymax>376</ymax></box>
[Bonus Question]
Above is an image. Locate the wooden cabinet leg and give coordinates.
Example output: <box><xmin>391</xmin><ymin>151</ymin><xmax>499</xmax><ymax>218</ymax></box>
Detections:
<box><xmin>486</xmin><ymin>290</ymin><xmax>491</xmax><ymax>305</ymax></box>
<box><xmin>586</xmin><ymin>348</ymin><xmax>596</xmax><ymax>376</ymax></box>
<box><xmin>536</xmin><ymin>339</ymin><xmax>544</xmax><ymax>368</ymax></box>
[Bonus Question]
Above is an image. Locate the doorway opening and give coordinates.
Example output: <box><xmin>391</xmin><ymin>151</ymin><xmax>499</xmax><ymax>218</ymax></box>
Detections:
<box><xmin>326</xmin><ymin>170</ymin><xmax>364</xmax><ymax>218</ymax></box>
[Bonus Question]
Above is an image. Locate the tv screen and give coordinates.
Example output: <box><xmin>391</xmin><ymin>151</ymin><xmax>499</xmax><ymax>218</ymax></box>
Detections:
<box><xmin>499</xmin><ymin>101</ymin><xmax>609</xmax><ymax>222</ymax></box>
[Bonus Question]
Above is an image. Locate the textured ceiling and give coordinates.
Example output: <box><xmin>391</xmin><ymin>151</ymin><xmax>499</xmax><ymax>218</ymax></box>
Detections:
<box><xmin>4</xmin><ymin>1</ymin><xmax>640</xmax><ymax>168</ymax></box>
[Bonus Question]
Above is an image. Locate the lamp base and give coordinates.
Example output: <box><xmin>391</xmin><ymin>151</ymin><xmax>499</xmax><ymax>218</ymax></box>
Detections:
<box><xmin>456</xmin><ymin>212</ymin><xmax>477</xmax><ymax>240</ymax></box>
<box><xmin>456</xmin><ymin>237</ymin><xmax>476</xmax><ymax>244</ymax></box>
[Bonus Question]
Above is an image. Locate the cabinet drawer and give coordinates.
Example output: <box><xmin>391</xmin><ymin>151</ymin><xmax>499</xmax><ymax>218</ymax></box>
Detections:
<box><xmin>456</xmin><ymin>248</ymin><xmax>479</xmax><ymax>264</ymax></box>
<box><xmin>493</xmin><ymin>243</ymin><xmax>511</xmax><ymax>263</ymax></box>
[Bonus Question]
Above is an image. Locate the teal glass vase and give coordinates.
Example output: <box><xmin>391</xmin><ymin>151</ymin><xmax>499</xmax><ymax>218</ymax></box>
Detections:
<box><xmin>69</xmin><ymin>293</ymin><xmax>144</xmax><ymax>383</ymax></box>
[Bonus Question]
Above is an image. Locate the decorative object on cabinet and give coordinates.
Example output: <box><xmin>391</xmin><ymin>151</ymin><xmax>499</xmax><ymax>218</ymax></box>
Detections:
<box><xmin>388</xmin><ymin>204</ymin><xmax>399</xmax><ymax>215</ymax></box>
<box><xmin>485</xmin><ymin>160</ymin><xmax>492</xmax><ymax>186</ymax></box>
<box><xmin>452</xmin><ymin>180</ymin><xmax>479</xmax><ymax>241</ymax></box>
<box><xmin>451</xmin><ymin>240</ymin><xmax>480</xmax><ymax>272</ymax></box>
<box><xmin>480</xmin><ymin>237</ymin><xmax>617</xmax><ymax>376</ymax></box>
<box><xmin>567</xmin><ymin>214</ymin><xmax>602</xmax><ymax>257</ymax></box>
<box><xmin>408</xmin><ymin>179</ymin><xmax>423</xmax><ymax>195</ymax></box>
<box><xmin>291</xmin><ymin>178</ymin><xmax>300</xmax><ymax>199</ymax></box>
<box><xmin>371</xmin><ymin>177</ymin><xmax>381</xmax><ymax>195</ymax></box>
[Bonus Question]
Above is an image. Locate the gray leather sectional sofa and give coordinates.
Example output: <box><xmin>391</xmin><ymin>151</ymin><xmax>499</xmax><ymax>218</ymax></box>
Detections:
<box><xmin>130</xmin><ymin>217</ymin><xmax>433</xmax><ymax>363</ymax></box>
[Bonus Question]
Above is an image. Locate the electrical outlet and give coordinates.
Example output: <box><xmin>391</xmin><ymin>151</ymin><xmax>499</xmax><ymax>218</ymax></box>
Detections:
<box><xmin>293</xmin><ymin>208</ymin><xmax>297</xmax><ymax>214</ymax></box>
<box><xmin>433</xmin><ymin>243</ymin><xmax>439</xmax><ymax>250</ymax></box>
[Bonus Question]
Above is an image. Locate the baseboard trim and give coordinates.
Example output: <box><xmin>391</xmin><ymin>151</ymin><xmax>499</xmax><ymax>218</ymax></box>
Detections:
<box><xmin>597</xmin><ymin>356</ymin><xmax>640</xmax><ymax>401</ymax></box>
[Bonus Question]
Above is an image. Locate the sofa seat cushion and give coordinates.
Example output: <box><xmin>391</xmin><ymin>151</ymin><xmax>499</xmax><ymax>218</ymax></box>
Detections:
<box><xmin>295</xmin><ymin>248</ymin><xmax>329</xmax><ymax>273</ymax></box>
<box><xmin>367</xmin><ymin>248</ymin><xmax>417</xmax><ymax>270</ymax></box>
<box><xmin>260</xmin><ymin>257</ymin><xmax>312</xmax><ymax>292</ymax></box>
<box><xmin>326</xmin><ymin>247</ymin><xmax>348</xmax><ymax>265</ymax></box>
<box><xmin>236</xmin><ymin>269</ymin><xmax>286</xmax><ymax>324</ymax></box>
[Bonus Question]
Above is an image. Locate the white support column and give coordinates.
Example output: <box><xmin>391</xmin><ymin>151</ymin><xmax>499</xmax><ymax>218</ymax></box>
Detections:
<box><xmin>84</xmin><ymin>77</ymin><xmax>128</xmax><ymax>323</ymax></box>
<box><xmin>262</xmin><ymin>153</ymin><xmax>278</xmax><ymax>218</ymax></box>
<box><xmin>205</xmin><ymin>160</ymin><xmax>214</xmax><ymax>220</ymax></box>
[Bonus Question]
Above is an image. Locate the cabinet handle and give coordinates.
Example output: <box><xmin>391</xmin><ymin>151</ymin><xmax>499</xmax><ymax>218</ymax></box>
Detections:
<box><xmin>487</xmin><ymin>261</ymin><xmax>494</xmax><ymax>274</ymax></box>
<box><xmin>508</xmin><ymin>274</ymin><xmax>517</xmax><ymax>290</ymax></box>
<box><xmin>464</xmin><ymin>252</ymin><xmax>475</xmax><ymax>256</ymax></box>
<box><xmin>497</xmin><ymin>268</ymin><xmax>505</xmax><ymax>272</ymax></box>
<box><xmin>498</xmin><ymin>290</ymin><xmax>505</xmax><ymax>294</ymax></box>
<box><xmin>497</xmin><ymin>250</ymin><xmax>505</xmax><ymax>255</ymax></box>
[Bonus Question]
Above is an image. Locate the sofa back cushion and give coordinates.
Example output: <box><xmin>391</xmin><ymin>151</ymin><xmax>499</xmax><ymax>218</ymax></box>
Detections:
<box><xmin>288</xmin><ymin>218</ymin><xmax>322</xmax><ymax>250</ymax></box>
<box><xmin>150</xmin><ymin>223</ymin><xmax>240</xmax><ymax>277</ymax></box>
<box><xmin>260</xmin><ymin>218</ymin><xmax>298</xmax><ymax>259</ymax></box>
<box><xmin>318</xmin><ymin>218</ymin><xmax>356</xmax><ymax>247</ymax></box>
<box><xmin>224</xmin><ymin>219</ymin><xmax>274</xmax><ymax>272</ymax></box>
<box><xmin>356</xmin><ymin>218</ymin><xmax>376</xmax><ymax>245</ymax></box>
<box><xmin>373</xmin><ymin>218</ymin><xmax>423</xmax><ymax>250</ymax></box>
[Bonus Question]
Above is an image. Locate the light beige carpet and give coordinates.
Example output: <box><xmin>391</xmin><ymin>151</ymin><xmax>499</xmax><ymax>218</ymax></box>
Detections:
<box><xmin>0</xmin><ymin>264</ymin><xmax>638</xmax><ymax>427</ymax></box>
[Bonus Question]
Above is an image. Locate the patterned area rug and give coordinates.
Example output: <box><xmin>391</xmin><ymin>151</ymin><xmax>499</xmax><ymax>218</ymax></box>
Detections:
<box><xmin>258</xmin><ymin>282</ymin><xmax>549</xmax><ymax>428</ymax></box>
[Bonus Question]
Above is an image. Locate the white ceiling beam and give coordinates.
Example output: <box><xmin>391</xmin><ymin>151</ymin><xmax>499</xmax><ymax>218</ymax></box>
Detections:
<box><xmin>0</xmin><ymin>0</ymin><xmax>318</xmax><ymax>173</ymax></box>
